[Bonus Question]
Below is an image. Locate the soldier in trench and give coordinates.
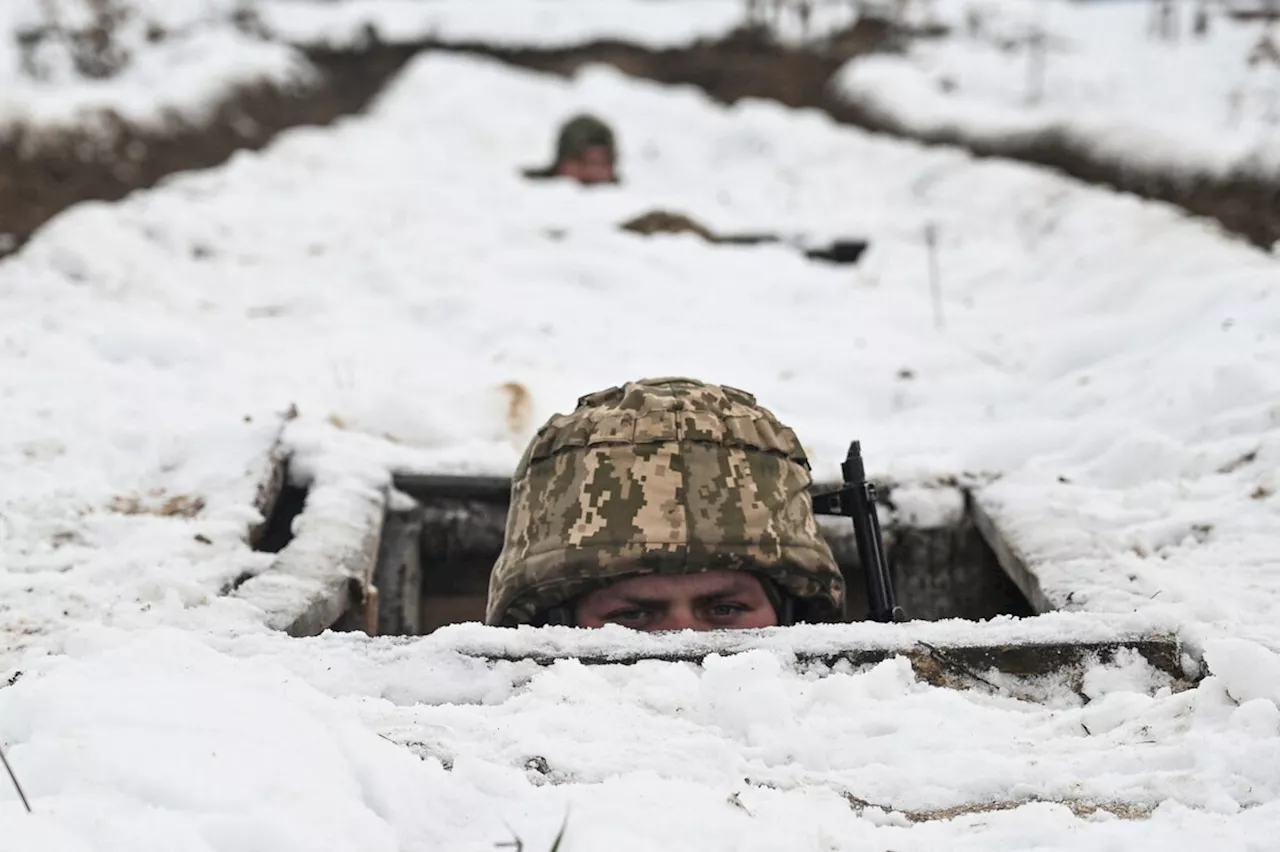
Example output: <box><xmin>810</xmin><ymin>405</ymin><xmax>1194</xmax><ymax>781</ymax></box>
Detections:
<box><xmin>522</xmin><ymin>115</ymin><xmax>870</xmax><ymax>265</ymax></box>
<box><xmin>485</xmin><ymin>377</ymin><xmax>846</xmax><ymax>631</ymax></box>
<box><xmin>522</xmin><ymin>113</ymin><xmax>620</xmax><ymax>185</ymax></box>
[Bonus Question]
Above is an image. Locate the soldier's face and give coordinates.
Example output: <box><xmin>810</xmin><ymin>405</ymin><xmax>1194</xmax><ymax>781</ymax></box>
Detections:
<box><xmin>557</xmin><ymin>145</ymin><xmax>615</xmax><ymax>184</ymax></box>
<box><xmin>573</xmin><ymin>570</ymin><xmax>779</xmax><ymax>631</ymax></box>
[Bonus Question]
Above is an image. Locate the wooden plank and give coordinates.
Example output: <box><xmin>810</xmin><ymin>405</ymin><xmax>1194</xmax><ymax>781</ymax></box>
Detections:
<box><xmin>372</xmin><ymin>498</ymin><xmax>426</xmax><ymax>635</ymax></box>
<box><xmin>469</xmin><ymin>638</ymin><xmax>1187</xmax><ymax>684</ymax></box>
<box><xmin>424</xmin><ymin>611</ymin><xmax>1193</xmax><ymax>692</ymax></box>
<box><xmin>392</xmin><ymin>473</ymin><xmax>512</xmax><ymax>503</ymax></box>
<box><xmin>234</xmin><ymin>479</ymin><xmax>387</xmax><ymax>637</ymax></box>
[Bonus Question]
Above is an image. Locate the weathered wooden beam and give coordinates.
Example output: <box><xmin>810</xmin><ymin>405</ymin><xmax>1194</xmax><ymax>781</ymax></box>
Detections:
<box><xmin>393</xmin><ymin>473</ymin><xmax>512</xmax><ymax>503</ymax></box>
<box><xmin>233</xmin><ymin>479</ymin><xmax>388</xmax><ymax>637</ymax></box>
<box><xmin>372</xmin><ymin>497</ymin><xmax>426</xmax><ymax>635</ymax></box>
<box><xmin>471</xmin><ymin>638</ymin><xmax>1186</xmax><ymax>685</ymax></box>
<box><xmin>415</xmin><ymin>615</ymin><xmax>1196</xmax><ymax>697</ymax></box>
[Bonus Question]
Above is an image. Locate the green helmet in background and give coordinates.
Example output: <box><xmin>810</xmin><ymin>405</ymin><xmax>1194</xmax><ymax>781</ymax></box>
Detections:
<box><xmin>554</xmin><ymin>113</ymin><xmax>616</xmax><ymax>167</ymax></box>
<box><xmin>485</xmin><ymin>377</ymin><xmax>845</xmax><ymax>627</ymax></box>
<box><xmin>523</xmin><ymin>112</ymin><xmax>619</xmax><ymax>182</ymax></box>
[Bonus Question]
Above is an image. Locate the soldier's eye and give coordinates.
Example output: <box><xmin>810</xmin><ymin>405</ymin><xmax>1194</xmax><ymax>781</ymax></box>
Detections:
<box><xmin>605</xmin><ymin>609</ymin><xmax>651</xmax><ymax>625</ymax></box>
<box><xmin>707</xmin><ymin>603</ymin><xmax>746</xmax><ymax>619</ymax></box>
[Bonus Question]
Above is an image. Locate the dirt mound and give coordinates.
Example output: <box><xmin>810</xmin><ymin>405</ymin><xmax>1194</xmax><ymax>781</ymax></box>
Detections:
<box><xmin>0</xmin><ymin>46</ymin><xmax>419</xmax><ymax>259</ymax></box>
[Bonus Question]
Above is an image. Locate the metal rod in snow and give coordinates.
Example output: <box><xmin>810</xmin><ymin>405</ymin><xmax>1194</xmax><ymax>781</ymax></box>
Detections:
<box><xmin>924</xmin><ymin>222</ymin><xmax>944</xmax><ymax>331</ymax></box>
<box><xmin>0</xmin><ymin>744</ymin><xmax>32</xmax><ymax>813</ymax></box>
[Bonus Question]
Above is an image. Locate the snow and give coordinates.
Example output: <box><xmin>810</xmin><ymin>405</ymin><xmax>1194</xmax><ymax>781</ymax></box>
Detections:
<box><xmin>258</xmin><ymin>0</ymin><xmax>746</xmax><ymax>49</ymax></box>
<box><xmin>232</xmin><ymin>439</ymin><xmax>389</xmax><ymax>634</ymax></box>
<box><xmin>2</xmin><ymin>626</ymin><xmax>1280</xmax><ymax>849</ymax></box>
<box><xmin>0</xmin><ymin>0</ymin><xmax>753</xmax><ymax>137</ymax></box>
<box><xmin>0</xmin><ymin>0</ymin><xmax>315</xmax><ymax>134</ymax></box>
<box><xmin>2</xmin><ymin>12</ymin><xmax>1280</xmax><ymax>847</ymax></box>
<box><xmin>3</xmin><ymin>47</ymin><xmax>1278</xmax><ymax>651</ymax></box>
<box><xmin>411</xmin><ymin>610</ymin><xmax>1187</xmax><ymax>664</ymax></box>
<box><xmin>834</xmin><ymin>0</ymin><xmax>1280</xmax><ymax>180</ymax></box>
<box><xmin>976</xmin><ymin>430</ymin><xmax>1280</xmax><ymax>651</ymax></box>
<box><xmin>885</xmin><ymin>482</ymin><xmax>966</xmax><ymax>528</ymax></box>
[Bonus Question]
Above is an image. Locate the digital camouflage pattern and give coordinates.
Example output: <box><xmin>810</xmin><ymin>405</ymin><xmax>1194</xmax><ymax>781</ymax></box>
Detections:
<box><xmin>486</xmin><ymin>377</ymin><xmax>845</xmax><ymax>626</ymax></box>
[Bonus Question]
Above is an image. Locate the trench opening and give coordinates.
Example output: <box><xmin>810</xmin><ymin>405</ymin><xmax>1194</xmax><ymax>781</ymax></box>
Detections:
<box><xmin>377</xmin><ymin>474</ymin><xmax>1033</xmax><ymax>636</ymax></box>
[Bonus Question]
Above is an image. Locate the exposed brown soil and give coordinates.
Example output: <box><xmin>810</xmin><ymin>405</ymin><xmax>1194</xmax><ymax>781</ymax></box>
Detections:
<box><xmin>847</xmin><ymin>106</ymin><xmax>1280</xmax><ymax>249</ymax></box>
<box><xmin>107</xmin><ymin>491</ymin><xmax>205</xmax><ymax>518</ymax></box>
<box><xmin>452</xmin><ymin>27</ymin><xmax>848</xmax><ymax>111</ymax></box>
<box><xmin>2</xmin><ymin>23</ymin><xmax>1277</xmax><ymax>261</ymax></box>
<box><xmin>0</xmin><ymin>46</ymin><xmax>422</xmax><ymax>259</ymax></box>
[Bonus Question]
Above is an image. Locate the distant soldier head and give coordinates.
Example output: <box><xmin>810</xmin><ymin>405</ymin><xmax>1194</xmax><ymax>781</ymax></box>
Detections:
<box><xmin>486</xmin><ymin>378</ymin><xmax>845</xmax><ymax>631</ymax></box>
<box><xmin>524</xmin><ymin>113</ymin><xmax>619</xmax><ymax>185</ymax></box>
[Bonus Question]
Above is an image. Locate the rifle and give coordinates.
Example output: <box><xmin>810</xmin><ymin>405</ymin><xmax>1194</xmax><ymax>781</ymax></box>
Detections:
<box><xmin>616</xmin><ymin>211</ymin><xmax>871</xmax><ymax>266</ymax></box>
<box><xmin>716</xmin><ymin>234</ymin><xmax>871</xmax><ymax>266</ymax></box>
<box><xmin>810</xmin><ymin>441</ymin><xmax>907</xmax><ymax>623</ymax></box>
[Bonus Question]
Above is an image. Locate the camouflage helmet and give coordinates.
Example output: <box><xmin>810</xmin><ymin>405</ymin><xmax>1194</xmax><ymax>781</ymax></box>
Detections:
<box><xmin>553</xmin><ymin>113</ymin><xmax>616</xmax><ymax>168</ymax></box>
<box><xmin>485</xmin><ymin>377</ymin><xmax>845</xmax><ymax>627</ymax></box>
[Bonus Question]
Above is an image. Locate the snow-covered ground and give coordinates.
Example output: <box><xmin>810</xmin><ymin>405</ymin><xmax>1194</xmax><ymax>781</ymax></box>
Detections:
<box><xmin>836</xmin><ymin>0</ymin><xmax>1280</xmax><ymax>179</ymax></box>
<box><xmin>0</xmin><ymin>0</ymin><xmax>315</xmax><ymax>133</ymax></box>
<box><xmin>2</xmin><ymin>620</ymin><xmax>1280</xmax><ymax>850</ymax></box>
<box><xmin>0</xmin><ymin>0</ymin><xmax>753</xmax><ymax>135</ymax></box>
<box><xmin>1</xmin><ymin>34</ymin><xmax>1279</xmax><ymax>850</ymax></box>
<box><xmin>4</xmin><ymin>52</ymin><xmax>1277</xmax><ymax>659</ymax></box>
<box><xmin>258</xmin><ymin>0</ymin><xmax>747</xmax><ymax>49</ymax></box>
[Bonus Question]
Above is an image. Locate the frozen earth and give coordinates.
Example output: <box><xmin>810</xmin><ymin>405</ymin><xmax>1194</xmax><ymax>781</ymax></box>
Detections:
<box><xmin>0</xmin><ymin>0</ymin><xmax>315</xmax><ymax>133</ymax></box>
<box><xmin>1</xmin><ymin>12</ymin><xmax>1279</xmax><ymax>849</ymax></box>
<box><xmin>0</xmin><ymin>0</ymin><xmax>749</xmax><ymax>135</ymax></box>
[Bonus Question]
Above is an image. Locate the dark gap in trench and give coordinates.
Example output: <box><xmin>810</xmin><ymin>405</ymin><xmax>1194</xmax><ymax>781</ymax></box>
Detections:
<box><xmin>824</xmin><ymin>510</ymin><xmax>1035</xmax><ymax>623</ymax></box>
<box><xmin>221</xmin><ymin>453</ymin><xmax>305</xmax><ymax>596</ymax></box>
<box><xmin>377</xmin><ymin>474</ymin><xmax>1032</xmax><ymax>636</ymax></box>
<box><xmin>253</xmin><ymin>476</ymin><xmax>308</xmax><ymax>555</ymax></box>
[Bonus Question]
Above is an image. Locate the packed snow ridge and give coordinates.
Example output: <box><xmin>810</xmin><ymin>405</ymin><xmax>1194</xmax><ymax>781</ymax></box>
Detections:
<box><xmin>835</xmin><ymin>0</ymin><xmax>1280</xmax><ymax>182</ymax></box>
<box><xmin>0</xmin><ymin>0</ymin><xmax>750</xmax><ymax>136</ymax></box>
<box><xmin>0</xmin><ymin>0</ymin><xmax>316</xmax><ymax>134</ymax></box>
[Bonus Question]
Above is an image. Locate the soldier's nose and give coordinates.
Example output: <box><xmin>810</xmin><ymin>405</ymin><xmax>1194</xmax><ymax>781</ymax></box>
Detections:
<box><xmin>661</xmin><ymin>607</ymin><xmax>702</xmax><ymax>632</ymax></box>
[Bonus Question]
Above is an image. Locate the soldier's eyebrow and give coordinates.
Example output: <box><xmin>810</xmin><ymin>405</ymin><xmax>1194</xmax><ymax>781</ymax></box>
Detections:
<box><xmin>692</xmin><ymin>589</ymin><xmax>749</xmax><ymax>605</ymax></box>
<box><xmin>609</xmin><ymin>595</ymin><xmax>669</xmax><ymax>609</ymax></box>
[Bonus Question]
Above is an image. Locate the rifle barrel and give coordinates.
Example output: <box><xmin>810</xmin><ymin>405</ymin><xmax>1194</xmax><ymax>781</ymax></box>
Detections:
<box><xmin>843</xmin><ymin>442</ymin><xmax>903</xmax><ymax>623</ymax></box>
